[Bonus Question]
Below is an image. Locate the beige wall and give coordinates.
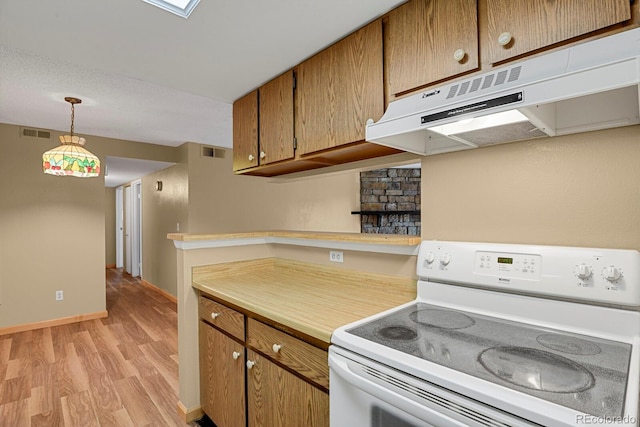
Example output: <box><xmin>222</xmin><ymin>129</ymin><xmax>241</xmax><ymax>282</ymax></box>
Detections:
<box><xmin>421</xmin><ymin>125</ymin><xmax>640</xmax><ymax>250</ymax></box>
<box><xmin>0</xmin><ymin>123</ymin><xmax>105</xmax><ymax>327</ymax></box>
<box><xmin>0</xmin><ymin>123</ymin><xmax>181</xmax><ymax>329</ymax></box>
<box><xmin>186</xmin><ymin>143</ymin><xmax>361</xmax><ymax>233</ymax></box>
<box><xmin>121</xmin><ymin>142</ymin><xmax>362</xmax><ymax>298</ymax></box>
<box><xmin>141</xmin><ymin>163</ymin><xmax>189</xmax><ymax>296</ymax></box>
<box><xmin>105</xmin><ymin>187</ymin><xmax>116</xmax><ymax>266</ymax></box>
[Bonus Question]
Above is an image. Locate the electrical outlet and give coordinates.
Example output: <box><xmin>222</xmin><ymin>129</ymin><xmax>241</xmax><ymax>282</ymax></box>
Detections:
<box><xmin>55</xmin><ymin>290</ymin><xmax>64</xmax><ymax>301</ymax></box>
<box><xmin>329</xmin><ymin>250</ymin><xmax>344</xmax><ymax>263</ymax></box>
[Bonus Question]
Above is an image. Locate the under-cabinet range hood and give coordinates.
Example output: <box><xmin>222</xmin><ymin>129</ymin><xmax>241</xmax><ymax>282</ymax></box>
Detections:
<box><xmin>367</xmin><ymin>28</ymin><xmax>640</xmax><ymax>155</ymax></box>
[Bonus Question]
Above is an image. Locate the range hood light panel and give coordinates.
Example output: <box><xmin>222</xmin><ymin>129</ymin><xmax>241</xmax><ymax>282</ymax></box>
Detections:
<box><xmin>427</xmin><ymin>110</ymin><xmax>529</xmax><ymax>136</ymax></box>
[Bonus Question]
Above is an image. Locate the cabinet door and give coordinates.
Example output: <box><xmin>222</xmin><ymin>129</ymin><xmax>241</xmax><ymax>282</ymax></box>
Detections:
<box><xmin>247</xmin><ymin>350</ymin><xmax>329</xmax><ymax>427</ymax></box>
<box><xmin>233</xmin><ymin>90</ymin><xmax>259</xmax><ymax>171</ymax></box>
<box><xmin>385</xmin><ymin>0</ymin><xmax>479</xmax><ymax>97</ymax></box>
<box><xmin>259</xmin><ymin>71</ymin><xmax>295</xmax><ymax>165</ymax></box>
<box><xmin>296</xmin><ymin>20</ymin><xmax>384</xmax><ymax>156</ymax></box>
<box><xmin>486</xmin><ymin>0</ymin><xmax>631</xmax><ymax>64</ymax></box>
<box><xmin>199</xmin><ymin>322</ymin><xmax>246</xmax><ymax>427</ymax></box>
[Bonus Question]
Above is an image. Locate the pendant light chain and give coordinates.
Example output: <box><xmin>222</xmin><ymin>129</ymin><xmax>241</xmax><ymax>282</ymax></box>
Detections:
<box><xmin>70</xmin><ymin>102</ymin><xmax>75</xmax><ymax>137</ymax></box>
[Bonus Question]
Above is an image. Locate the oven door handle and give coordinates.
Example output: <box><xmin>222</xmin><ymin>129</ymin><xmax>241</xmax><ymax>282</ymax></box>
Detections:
<box><xmin>330</xmin><ymin>352</ymin><xmax>471</xmax><ymax>427</ymax></box>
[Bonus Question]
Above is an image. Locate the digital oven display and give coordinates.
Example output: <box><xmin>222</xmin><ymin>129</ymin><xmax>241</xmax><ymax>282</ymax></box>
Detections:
<box><xmin>497</xmin><ymin>257</ymin><xmax>513</xmax><ymax>264</ymax></box>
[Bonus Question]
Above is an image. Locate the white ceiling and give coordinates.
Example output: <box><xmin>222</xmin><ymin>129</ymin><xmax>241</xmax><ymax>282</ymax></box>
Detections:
<box><xmin>104</xmin><ymin>156</ymin><xmax>175</xmax><ymax>187</ymax></box>
<box><xmin>0</xmin><ymin>0</ymin><xmax>405</xmax><ymax>184</ymax></box>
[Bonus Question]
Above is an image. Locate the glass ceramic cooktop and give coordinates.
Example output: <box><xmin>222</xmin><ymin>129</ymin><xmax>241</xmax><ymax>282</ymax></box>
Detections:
<box><xmin>347</xmin><ymin>302</ymin><xmax>632</xmax><ymax>418</ymax></box>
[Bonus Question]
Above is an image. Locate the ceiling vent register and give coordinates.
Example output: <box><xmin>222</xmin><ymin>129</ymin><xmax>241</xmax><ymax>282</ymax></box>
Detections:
<box><xmin>21</xmin><ymin>127</ymin><xmax>51</xmax><ymax>140</ymax></box>
<box><xmin>201</xmin><ymin>146</ymin><xmax>226</xmax><ymax>159</ymax></box>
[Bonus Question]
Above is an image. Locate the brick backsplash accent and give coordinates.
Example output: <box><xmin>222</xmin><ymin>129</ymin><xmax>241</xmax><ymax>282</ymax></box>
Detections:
<box><xmin>359</xmin><ymin>168</ymin><xmax>421</xmax><ymax>235</ymax></box>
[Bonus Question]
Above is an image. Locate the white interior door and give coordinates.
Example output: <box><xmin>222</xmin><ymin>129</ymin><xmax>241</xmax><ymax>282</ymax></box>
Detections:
<box><xmin>115</xmin><ymin>186</ymin><xmax>124</xmax><ymax>269</ymax></box>
<box><xmin>131</xmin><ymin>180</ymin><xmax>142</xmax><ymax>278</ymax></box>
<box><xmin>124</xmin><ymin>185</ymin><xmax>132</xmax><ymax>275</ymax></box>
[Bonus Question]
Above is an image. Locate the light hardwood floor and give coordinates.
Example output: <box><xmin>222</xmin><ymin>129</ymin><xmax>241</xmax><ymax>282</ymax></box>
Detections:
<box><xmin>0</xmin><ymin>268</ymin><xmax>192</xmax><ymax>427</ymax></box>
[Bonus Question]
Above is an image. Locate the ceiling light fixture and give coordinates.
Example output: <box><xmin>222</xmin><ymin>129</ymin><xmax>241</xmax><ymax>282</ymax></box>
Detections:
<box><xmin>142</xmin><ymin>0</ymin><xmax>201</xmax><ymax>18</ymax></box>
<box><xmin>42</xmin><ymin>97</ymin><xmax>100</xmax><ymax>178</ymax></box>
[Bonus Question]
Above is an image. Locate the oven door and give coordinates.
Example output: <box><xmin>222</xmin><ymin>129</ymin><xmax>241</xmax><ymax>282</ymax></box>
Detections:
<box><xmin>329</xmin><ymin>346</ymin><xmax>540</xmax><ymax>427</ymax></box>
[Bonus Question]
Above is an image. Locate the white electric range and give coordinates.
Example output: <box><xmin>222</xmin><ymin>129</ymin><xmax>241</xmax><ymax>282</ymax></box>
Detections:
<box><xmin>330</xmin><ymin>241</ymin><xmax>640</xmax><ymax>426</ymax></box>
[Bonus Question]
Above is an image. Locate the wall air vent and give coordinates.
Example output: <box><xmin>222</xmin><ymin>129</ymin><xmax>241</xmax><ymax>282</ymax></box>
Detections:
<box><xmin>201</xmin><ymin>145</ymin><xmax>226</xmax><ymax>159</ymax></box>
<box><xmin>20</xmin><ymin>127</ymin><xmax>51</xmax><ymax>140</ymax></box>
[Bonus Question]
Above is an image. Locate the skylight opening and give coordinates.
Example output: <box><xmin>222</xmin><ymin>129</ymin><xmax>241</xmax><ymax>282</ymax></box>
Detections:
<box><xmin>142</xmin><ymin>0</ymin><xmax>201</xmax><ymax>18</ymax></box>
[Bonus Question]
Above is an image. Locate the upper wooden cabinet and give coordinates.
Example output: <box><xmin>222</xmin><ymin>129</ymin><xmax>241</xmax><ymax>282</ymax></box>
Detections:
<box><xmin>233</xmin><ymin>71</ymin><xmax>295</xmax><ymax>172</ymax></box>
<box><xmin>296</xmin><ymin>20</ymin><xmax>384</xmax><ymax>156</ymax></box>
<box><xmin>485</xmin><ymin>0</ymin><xmax>632</xmax><ymax>64</ymax></box>
<box><xmin>385</xmin><ymin>0</ymin><xmax>479</xmax><ymax>97</ymax></box>
<box><xmin>232</xmin><ymin>90</ymin><xmax>258</xmax><ymax>172</ymax></box>
<box><xmin>259</xmin><ymin>71</ymin><xmax>295</xmax><ymax>165</ymax></box>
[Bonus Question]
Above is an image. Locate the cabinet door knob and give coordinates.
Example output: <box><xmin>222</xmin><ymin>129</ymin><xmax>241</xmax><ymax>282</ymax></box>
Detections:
<box><xmin>246</xmin><ymin>360</ymin><xmax>256</xmax><ymax>369</ymax></box>
<box><xmin>453</xmin><ymin>48</ymin><xmax>466</xmax><ymax>62</ymax></box>
<box><xmin>259</xmin><ymin>151</ymin><xmax>266</xmax><ymax>159</ymax></box>
<box><xmin>272</xmin><ymin>344</ymin><xmax>282</xmax><ymax>353</ymax></box>
<box><xmin>498</xmin><ymin>32</ymin><xmax>512</xmax><ymax>46</ymax></box>
<box><xmin>248</xmin><ymin>154</ymin><xmax>255</xmax><ymax>161</ymax></box>
<box><xmin>211</xmin><ymin>312</ymin><xmax>220</xmax><ymax>320</ymax></box>
<box><xmin>232</xmin><ymin>351</ymin><xmax>241</xmax><ymax>360</ymax></box>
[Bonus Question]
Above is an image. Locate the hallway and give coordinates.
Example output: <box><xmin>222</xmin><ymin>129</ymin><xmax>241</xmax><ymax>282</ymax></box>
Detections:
<box><xmin>0</xmin><ymin>268</ymin><xmax>189</xmax><ymax>426</ymax></box>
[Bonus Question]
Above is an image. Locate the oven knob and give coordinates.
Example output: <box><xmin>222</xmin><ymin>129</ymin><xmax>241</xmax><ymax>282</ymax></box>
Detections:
<box><xmin>603</xmin><ymin>266</ymin><xmax>621</xmax><ymax>282</ymax></box>
<box><xmin>574</xmin><ymin>264</ymin><xmax>592</xmax><ymax>279</ymax></box>
<box><xmin>440</xmin><ymin>253</ymin><xmax>451</xmax><ymax>266</ymax></box>
<box><xmin>424</xmin><ymin>252</ymin><xmax>436</xmax><ymax>264</ymax></box>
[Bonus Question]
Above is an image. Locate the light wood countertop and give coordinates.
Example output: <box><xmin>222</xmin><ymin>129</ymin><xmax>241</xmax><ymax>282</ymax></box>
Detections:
<box><xmin>168</xmin><ymin>230</ymin><xmax>422</xmax><ymax>246</ymax></box>
<box><xmin>193</xmin><ymin>258</ymin><xmax>417</xmax><ymax>347</ymax></box>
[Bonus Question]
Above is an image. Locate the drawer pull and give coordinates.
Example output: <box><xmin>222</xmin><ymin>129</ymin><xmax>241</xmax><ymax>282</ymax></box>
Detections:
<box><xmin>248</xmin><ymin>154</ymin><xmax>255</xmax><ymax>161</ymax></box>
<box><xmin>211</xmin><ymin>312</ymin><xmax>220</xmax><ymax>320</ymax></box>
<box><xmin>272</xmin><ymin>344</ymin><xmax>282</xmax><ymax>353</ymax></box>
<box><xmin>246</xmin><ymin>360</ymin><xmax>256</xmax><ymax>369</ymax></box>
<box><xmin>453</xmin><ymin>48</ymin><xmax>466</xmax><ymax>62</ymax></box>
<box><xmin>260</xmin><ymin>151</ymin><xmax>266</xmax><ymax>159</ymax></box>
<box><xmin>232</xmin><ymin>351</ymin><xmax>241</xmax><ymax>360</ymax></box>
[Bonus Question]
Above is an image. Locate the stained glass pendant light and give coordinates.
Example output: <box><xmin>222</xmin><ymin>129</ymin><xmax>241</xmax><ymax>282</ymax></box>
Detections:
<box><xmin>42</xmin><ymin>97</ymin><xmax>100</xmax><ymax>177</ymax></box>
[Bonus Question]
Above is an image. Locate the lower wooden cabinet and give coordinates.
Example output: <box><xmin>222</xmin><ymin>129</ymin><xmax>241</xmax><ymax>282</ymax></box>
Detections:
<box><xmin>246</xmin><ymin>350</ymin><xmax>329</xmax><ymax>427</ymax></box>
<box><xmin>199</xmin><ymin>321</ymin><xmax>246</xmax><ymax>427</ymax></box>
<box><xmin>198</xmin><ymin>295</ymin><xmax>329</xmax><ymax>427</ymax></box>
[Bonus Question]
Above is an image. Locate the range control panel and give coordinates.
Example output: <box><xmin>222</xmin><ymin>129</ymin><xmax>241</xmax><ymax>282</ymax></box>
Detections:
<box><xmin>417</xmin><ymin>241</ymin><xmax>640</xmax><ymax>308</ymax></box>
<box><xmin>474</xmin><ymin>252</ymin><xmax>542</xmax><ymax>280</ymax></box>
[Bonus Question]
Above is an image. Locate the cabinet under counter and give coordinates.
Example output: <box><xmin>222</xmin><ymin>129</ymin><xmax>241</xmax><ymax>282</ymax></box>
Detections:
<box><xmin>194</xmin><ymin>258</ymin><xmax>416</xmax><ymax>427</ymax></box>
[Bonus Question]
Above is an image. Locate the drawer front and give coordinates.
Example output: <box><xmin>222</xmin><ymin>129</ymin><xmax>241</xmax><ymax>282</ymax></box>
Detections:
<box><xmin>247</xmin><ymin>318</ymin><xmax>328</xmax><ymax>389</ymax></box>
<box><xmin>199</xmin><ymin>296</ymin><xmax>245</xmax><ymax>341</ymax></box>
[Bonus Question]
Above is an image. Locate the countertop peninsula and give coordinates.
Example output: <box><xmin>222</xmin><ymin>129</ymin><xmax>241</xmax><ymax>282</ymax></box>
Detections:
<box><xmin>169</xmin><ymin>230</ymin><xmax>421</xmax><ymax>245</ymax></box>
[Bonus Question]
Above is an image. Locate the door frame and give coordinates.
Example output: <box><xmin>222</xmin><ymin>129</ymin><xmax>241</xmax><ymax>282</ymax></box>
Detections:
<box><xmin>124</xmin><ymin>185</ymin><xmax>132</xmax><ymax>274</ymax></box>
<box><xmin>115</xmin><ymin>186</ymin><xmax>124</xmax><ymax>269</ymax></box>
<box><xmin>131</xmin><ymin>179</ymin><xmax>142</xmax><ymax>277</ymax></box>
